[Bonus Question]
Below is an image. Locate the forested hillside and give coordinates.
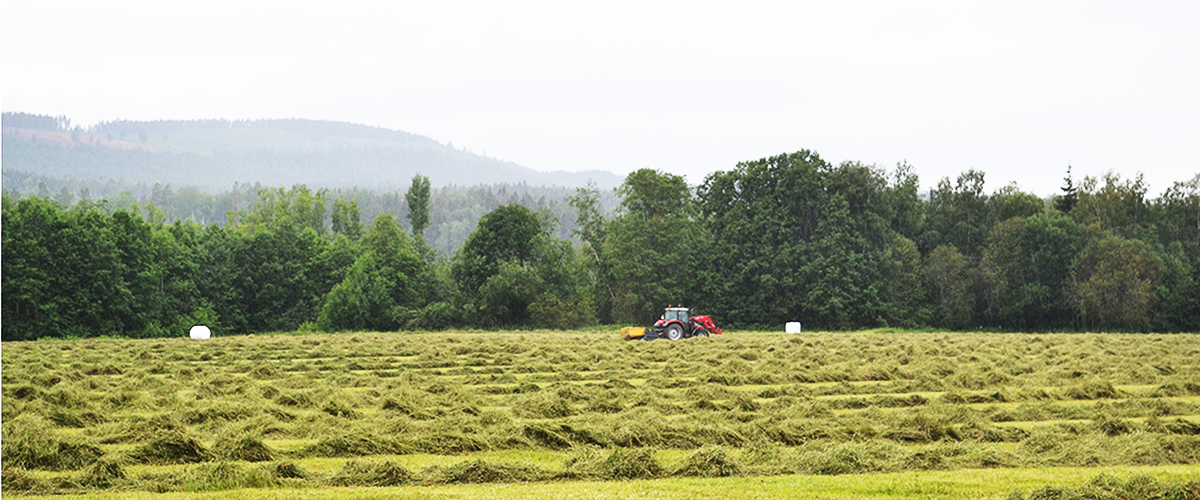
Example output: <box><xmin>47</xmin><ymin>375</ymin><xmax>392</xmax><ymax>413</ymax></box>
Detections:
<box><xmin>4</xmin><ymin>150</ymin><xmax>1197</xmax><ymax>341</ymax></box>
<box><xmin>1</xmin><ymin>112</ymin><xmax>621</xmax><ymax>190</ymax></box>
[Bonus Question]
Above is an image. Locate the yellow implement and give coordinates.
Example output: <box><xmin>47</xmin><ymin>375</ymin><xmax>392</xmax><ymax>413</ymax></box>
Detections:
<box><xmin>621</xmin><ymin>326</ymin><xmax>649</xmax><ymax>339</ymax></box>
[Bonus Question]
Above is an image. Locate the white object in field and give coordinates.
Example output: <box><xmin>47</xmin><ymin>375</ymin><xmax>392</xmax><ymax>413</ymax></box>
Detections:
<box><xmin>785</xmin><ymin>322</ymin><xmax>801</xmax><ymax>334</ymax></box>
<box><xmin>189</xmin><ymin>325</ymin><xmax>211</xmax><ymax>339</ymax></box>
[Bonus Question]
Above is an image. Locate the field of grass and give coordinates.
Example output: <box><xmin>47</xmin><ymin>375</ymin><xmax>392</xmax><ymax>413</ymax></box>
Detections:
<box><xmin>3</xmin><ymin>330</ymin><xmax>1199</xmax><ymax>498</ymax></box>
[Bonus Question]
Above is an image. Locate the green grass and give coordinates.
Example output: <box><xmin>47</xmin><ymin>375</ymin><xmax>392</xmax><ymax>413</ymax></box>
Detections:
<box><xmin>11</xmin><ymin>466</ymin><xmax>1199</xmax><ymax>499</ymax></box>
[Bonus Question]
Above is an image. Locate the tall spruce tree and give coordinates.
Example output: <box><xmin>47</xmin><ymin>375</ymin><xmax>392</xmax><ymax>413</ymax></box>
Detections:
<box><xmin>1055</xmin><ymin>165</ymin><xmax>1078</xmax><ymax>213</ymax></box>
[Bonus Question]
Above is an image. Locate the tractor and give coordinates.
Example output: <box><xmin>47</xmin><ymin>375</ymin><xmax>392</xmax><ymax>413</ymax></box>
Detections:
<box><xmin>622</xmin><ymin>306</ymin><xmax>723</xmax><ymax>341</ymax></box>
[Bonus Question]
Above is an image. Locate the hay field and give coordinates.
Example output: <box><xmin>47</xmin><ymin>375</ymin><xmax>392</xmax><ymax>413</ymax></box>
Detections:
<box><xmin>3</xmin><ymin>331</ymin><xmax>1199</xmax><ymax>498</ymax></box>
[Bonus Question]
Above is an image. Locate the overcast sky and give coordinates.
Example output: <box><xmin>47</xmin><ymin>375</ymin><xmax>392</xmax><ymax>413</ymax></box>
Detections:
<box><xmin>3</xmin><ymin>1</ymin><xmax>1197</xmax><ymax>196</ymax></box>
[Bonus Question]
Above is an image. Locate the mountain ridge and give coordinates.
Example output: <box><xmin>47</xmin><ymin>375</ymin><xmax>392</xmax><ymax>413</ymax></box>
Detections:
<box><xmin>1</xmin><ymin>113</ymin><xmax>623</xmax><ymax>190</ymax></box>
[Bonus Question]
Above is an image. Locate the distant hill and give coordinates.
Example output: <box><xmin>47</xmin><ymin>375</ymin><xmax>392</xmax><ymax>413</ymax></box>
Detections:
<box><xmin>1</xmin><ymin>113</ymin><xmax>622</xmax><ymax>191</ymax></box>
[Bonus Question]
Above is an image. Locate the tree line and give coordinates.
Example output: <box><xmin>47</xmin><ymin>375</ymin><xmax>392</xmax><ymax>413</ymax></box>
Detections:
<box><xmin>3</xmin><ymin>152</ymin><xmax>1198</xmax><ymax>340</ymax></box>
<box><xmin>1</xmin><ymin>170</ymin><xmax>614</xmax><ymax>257</ymax></box>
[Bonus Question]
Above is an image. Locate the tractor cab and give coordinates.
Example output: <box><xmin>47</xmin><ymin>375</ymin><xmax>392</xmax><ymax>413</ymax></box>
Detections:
<box><xmin>662</xmin><ymin>307</ymin><xmax>689</xmax><ymax>323</ymax></box>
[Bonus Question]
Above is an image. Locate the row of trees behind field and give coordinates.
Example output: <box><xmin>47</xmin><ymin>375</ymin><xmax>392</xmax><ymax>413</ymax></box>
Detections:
<box><xmin>3</xmin><ymin>151</ymin><xmax>1198</xmax><ymax>340</ymax></box>
<box><xmin>1</xmin><ymin>170</ymin><xmax>607</xmax><ymax>256</ymax></box>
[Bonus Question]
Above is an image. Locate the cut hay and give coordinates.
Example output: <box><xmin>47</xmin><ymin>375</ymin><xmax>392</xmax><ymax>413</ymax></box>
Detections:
<box><xmin>380</xmin><ymin>396</ymin><xmax>436</xmax><ymax>420</ymax></box>
<box><xmin>562</xmin><ymin>447</ymin><xmax>666</xmax><ymax>480</ymax></box>
<box><xmin>605</xmin><ymin>447</ymin><xmax>664</xmax><ymax>479</ymax></box>
<box><xmin>182</xmin><ymin>462</ymin><xmax>278</xmax><ymax>491</ymax></box>
<box><xmin>320</xmin><ymin>399</ymin><xmax>359</xmax><ymax>419</ymax></box>
<box><xmin>45</xmin><ymin>408</ymin><xmax>107</xmax><ymax>428</ymax></box>
<box><xmin>523</xmin><ymin>424</ymin><xmax>574</xmax><ymax>450</ymax></box>
<box><xmin>214</xmin><ymin>433</ymin><xmax>274</xmax><ymax>462</ymax></box>
<box><xmin>93</xmin><ymin>413</ymin><xmax>185</xmax><ymax>444</ymax></box>
<box><xmin>8</xmin><ymin>385</ymin><xmax>42</xmax><ymax>400</ymax></box>
<box><xmin>0</xmin><ymin>467</ymin><xmax>52</xmax><ymax>492</ymax></box>
<box><xmin>128</xmin><ymin>432</ymin><xmax>211</xmax><ymax>465</ymax></box>
<box><xmin>181</xmin><ymin>402</ymin><xmax>256</xmax><ymax>425</ymax></box>
<box><xmin>1</xmin><ymin>414</ymin><xmax>103</xmax><ymax>471</ymax></box>
<box><xmin>1064</xmin><ymin>381</ymin><xmax>1118</xmax><ymax>400</ymax></box>
<box><xmin>511</xmin><ymin>392</ymin><xmax>576</xmax><ymax>419</ymax></box>
<box><xmin>304</xmin><ymin>433</ymin><xmax>412</xmax><ymax>457</ymax></box>
<box><xmin>673</xmin><ymin>445</ymin><xmax>741</xmax><ymax>477</ymax></box>
<box><xmin>328</xmin><ymin>459</ymin><xmax>414</xmax><ymax>487</ymax></box>
<box><xmin>75</xmin><ymin>458</ymin><xmax>127</xmax><ymax>488</ymax></box>
<box><xmin>561</xmin><ymin>446</ymin><xmax>608</xmax><ymax>479</ymax></box>
<box><xmin>426</xmin><ymin>458</ymin><xmax>551</xmax><ymax>484</ymax></box>
<box><xmin>410</xmin><ymin>431</ymin><xmax>490</xmax><ymax>454</ymax></box>
<box><xmin>264</xmin><ymin>461</ymin><xmax>307</xmax><ymax>479</ymax></box>
<box><xmin>1008</xmin><ymin>473</ymin><xmax>1200</xmax><ymax>500</ymax></box>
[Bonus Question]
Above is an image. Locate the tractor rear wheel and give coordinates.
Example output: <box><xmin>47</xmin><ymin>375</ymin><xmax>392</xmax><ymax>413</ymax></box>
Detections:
<box><xmin>665</xmin><ymin>324</ymin><xmax>683</xmax><ymax>341</ymax></box>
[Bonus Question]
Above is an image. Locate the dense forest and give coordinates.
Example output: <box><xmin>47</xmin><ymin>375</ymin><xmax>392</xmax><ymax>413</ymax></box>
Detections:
<box><xmin>1</xmin><ymin>112</ymin><xmax>621</xmax><ymax>190</ymax></box>
<box><xmin>1</xmin><ymin>170</ymin><xmax>613</xmax><ymax>256</ymax></box>
<box><xmin>3</xmin><ymin>151</ymin><xmax>1198</xmax><ymax>341</ymax></box>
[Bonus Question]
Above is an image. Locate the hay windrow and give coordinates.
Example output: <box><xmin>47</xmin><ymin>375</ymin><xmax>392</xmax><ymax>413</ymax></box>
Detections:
<box><xmin>426</xmin><ymin>458</ymin><xmax>552</xmax><ymax>484</ymax></box>
<box><xmin>328</xmin><ymin>459</ymin><xmax>414</xmax><ymax>486</ymax></box>
<box><xmin>74</xmin><ymin>458</ymin><xmax>127</xmax><ymax>488</ymax></box>
<box><xmin>128</xmin><ymin>432</ymin><xmax>211</xmax><ymax>465</ymax></box>
<box><xmin>604</xmin><ymin>447</ymin><xmax>665</xmax><ymax>480</ymax></box>
<box><xmin>673</xmin><ymin>445</ymin><xmax>742</xmax><ymax>477</ymax></box>
<box><xmin>181</xmin><ymin>462</ymin><xmax>279</xmax><ymax>491</ymax></box>
<box><xmin>0</xmin><ymin>467</ymin><xmax>53</xmax><ymax>492</ymax></box>
<box><xmin>1007</xmin><ymin>473</ymin><xmax>1200</xmax><ymax>500</ymax></box>
<box><xmin>265</xmin><ymin>461</ymin><xmax>307</xmax><ymax>479</ymax></box>
<box><xmin>213</xmin><ymin>433</ymin><xmax>274</xmax><ymax>462</ymax></box>
<box><xmin>1</xmin><ymin>414</ymin><xmax>103</xmax><ymax>471</ymax></box>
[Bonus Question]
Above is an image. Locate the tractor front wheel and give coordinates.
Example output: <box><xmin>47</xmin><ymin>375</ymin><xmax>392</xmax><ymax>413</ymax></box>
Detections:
<box><xmin>665</xmin><ymin>324</ymin><xmax>683</xmax><ymax>341</ymax></box>
<box><xmin>695</xmin><ymin>328</ymin><xmax>709</xmax><ymax>337</ymax></box>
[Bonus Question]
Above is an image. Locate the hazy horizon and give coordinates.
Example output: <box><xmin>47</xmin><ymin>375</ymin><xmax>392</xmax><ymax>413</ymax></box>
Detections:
<box><xmin>4</xmin><ymin>1</ymin><xmax>1197</xmax><ymax>196</ymax></box>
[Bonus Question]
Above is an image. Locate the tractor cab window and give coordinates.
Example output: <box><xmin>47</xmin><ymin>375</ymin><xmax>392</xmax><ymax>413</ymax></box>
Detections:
<box><xmin>667</xmin><ymin>309</ymin><xmax>687</xmax><ymax>322</ymax></box>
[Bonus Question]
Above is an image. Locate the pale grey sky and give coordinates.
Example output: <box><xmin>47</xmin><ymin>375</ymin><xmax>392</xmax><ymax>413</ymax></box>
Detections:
<box><xmin>3</xmin><ymin>1</ymin><xmax>1197</xmax><ymax>196</ymax></box>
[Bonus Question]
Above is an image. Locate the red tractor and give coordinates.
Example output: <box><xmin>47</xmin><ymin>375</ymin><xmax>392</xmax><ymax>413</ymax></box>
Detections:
<box><xmin>623</xmin><ymin>306</ymin><xmax>723</xmax><ymax>341</ymax></box>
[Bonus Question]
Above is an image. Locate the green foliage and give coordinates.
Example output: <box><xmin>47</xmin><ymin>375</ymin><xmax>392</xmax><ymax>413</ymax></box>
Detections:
<box><xmin>697</xmin><ymin>155</ymin><xmax>918</xmax><ymax>329</ymax></box>
<box><xmin>317</xmin><ymin>213</ymin><xmax>428</xmax><ymax>332</ymax></box>
<box><xmin>982</xmin><ymin>213</ymin><xmax>1082</xmax><ymax>330</ymax></box>
<box><xmin>330</xmin><ymin>198</ymin><xmax>363</xmax><ymax>240</ymax></box>
<box><xmin>924</xmin><ymin>245</ymin><xmax>976</xmax><ymax>329</ymax></box>
<box><xmin>1054</xmin><ymin>165</ymin><xmax>1079</xmax><ymax>213</ymax></box>
<box><xmin>923</xmin><ymin>169</ymin><xmax>992</xmax><ymax>260</ymax></box>
<box><xmin>568</xmin><ymin>182</ymin><xmax>614</xmax><ymax>323</ymax></box>
<box><xmin>606</xmin><ymin>168</ymin><xmax>698</xmax><ymax>324</ymax></box>
<box><xmin>454</xmin><ymin>204</ymin><xmax>591</xmax><ymax>328</ymax></box>
<box><xmin>1069</xmin><ymin>234</ymin><xmax>1161</xmax><ymax>331</ymax></box>
<box><xmin>405</xmin><ymin>174</ymin><xmax>432</xmax><ymax>238</ymax></box>
<box><xmin>1072</xmin><ymin>172</ymin><xmax>1153</xmax><ymax>238</ymax></box>
<box><xmin>454</xmin><ymin>204</ymin><xmax>543</xmax><ymax>295</ymax></box>
<box><xmin>3</xmin><ymin>154</ymin><xmax>1198</xmax><ymax>336</ymax></box>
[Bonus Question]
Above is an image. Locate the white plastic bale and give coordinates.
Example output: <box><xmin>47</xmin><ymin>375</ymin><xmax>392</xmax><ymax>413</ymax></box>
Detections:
<box><xmin>785</xmin><ymin>322</ymin><xmax>801</xmax><ymax>334</ymax></box>
<box><xmin>189</xmin><ymin>325</ymin><xmax>211</xmax><ymax>339</ymax></box>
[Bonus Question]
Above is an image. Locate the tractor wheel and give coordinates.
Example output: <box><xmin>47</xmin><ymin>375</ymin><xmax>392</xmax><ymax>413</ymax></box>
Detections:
<box><xmin>695</xmin><ymin>328</ymin><xmax>709</xmax><ymax>337</ymax></box>
<box><xmin>665</xmin><ymin>324</ymin><xmax>683</xmax><ymax>341</ymax></box>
